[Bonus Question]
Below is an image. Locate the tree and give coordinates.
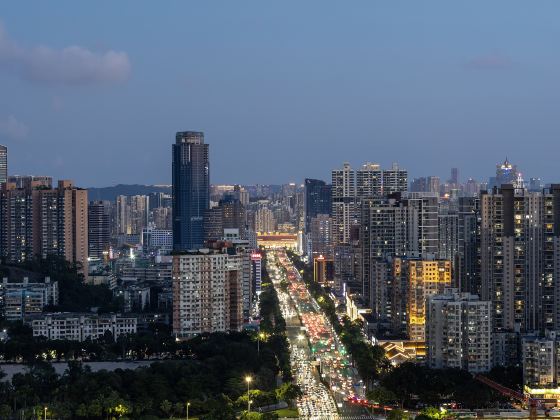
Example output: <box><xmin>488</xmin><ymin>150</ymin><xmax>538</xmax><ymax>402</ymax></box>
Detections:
<box><xmin>367</xmin><ymin>386</ymin><xmax>397</xmax><ymax>405</ymax></box>
<box><xmin>416</xmin><ymin>407</ymin><xmax>447</xmax><ymax>420</ymax></box>
<box><xmin>387</xmin><ymin>409</ymin><xmax>410</xmax><ymax>420</ymax></box>
<box><xmin>275</xmin><ymin>383</ymin><xmax>302</xmax><ymax>406</ymax></box>
<box><xmin>160</xmin><ymin>400</ymin><xmax>172</xmax><ymax>418</ymax></box>
<box><xmin>0</xmin><ymin>404</ymin><xmax>12</xmax><ymax>419</ymax></box>
<box><xmin>173</xmin><ymin>402</ymin><xmax>184</xmax><ymax>418</ymax></box>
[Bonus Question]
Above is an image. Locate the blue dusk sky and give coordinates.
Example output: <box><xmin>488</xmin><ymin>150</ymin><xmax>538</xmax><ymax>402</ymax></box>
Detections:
<box><xmin>1</xmin><ymin>1</ymin><xmax>560</xmax><ymax>187</ymax></box>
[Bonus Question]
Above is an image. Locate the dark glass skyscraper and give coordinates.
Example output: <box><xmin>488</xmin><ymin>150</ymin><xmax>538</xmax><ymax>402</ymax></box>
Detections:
<box><xmin>172</xmin><ymin>131</ymin><xmax>209</xmax><ymax>251</ymax></box>
<box><xmin>304</xmin><ymin>178</ymin><xmax>331</xmax><ymax>233</ymax></box>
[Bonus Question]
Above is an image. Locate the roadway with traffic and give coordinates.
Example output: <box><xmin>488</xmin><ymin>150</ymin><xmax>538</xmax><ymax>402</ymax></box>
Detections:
<box><xmin>267</xmin><ymin>250</ymin><xmax>379</xmax><ymax>420</ymax></box>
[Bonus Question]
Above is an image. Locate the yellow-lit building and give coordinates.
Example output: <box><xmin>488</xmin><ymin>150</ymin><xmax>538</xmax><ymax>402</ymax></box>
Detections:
<box><xmin>407</xmin><ymin>259</ymin><xmax>452</xmax><ymax>341</ymax></box>
<box><xmin>378</xmin><ymin>340</ymin><xmax>426</xmax><ymax>365</ymax></box>
<box><xmin>314</xmin><ymin>255</ymin><xmax>326</xmax><ymax>283</ymax></box>
<box><xmin>256</xmin><ymin>232</ymin><xmax>298</xmax><ymax>249</ymax></box>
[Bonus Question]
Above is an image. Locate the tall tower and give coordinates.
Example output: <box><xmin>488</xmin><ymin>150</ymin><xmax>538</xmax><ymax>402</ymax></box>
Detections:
<box><xmin>172</xmin><ymin>131</ymin><xmax>209</xmax><ymax>251</ymax></box>
<box><xmin>304</xmin><ymin>178</ymin><xmax>331</xmax><ymax>233</ymax></box>
<box><xmin>0</xmin><ymin>145</ymin><xmax>7</xmax><ymax>184</ymax></box>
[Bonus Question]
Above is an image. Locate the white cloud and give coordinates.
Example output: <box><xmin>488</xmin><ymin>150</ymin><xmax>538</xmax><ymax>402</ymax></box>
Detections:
<box><xmin>0</xmin><ymin>115</ymin><xmax>29</xmax><ymax>139</ymax></box>
<box><xmin>0</xmin><ymin>22</ymin><xmax>131</xmax><ymax>85</ymax></box>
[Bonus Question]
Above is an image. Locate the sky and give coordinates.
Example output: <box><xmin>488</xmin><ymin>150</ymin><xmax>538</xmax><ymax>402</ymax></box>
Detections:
<box><xmin>1</xmin><ymin>1</ymin><xmax>560</xmax><ymax>187</ymax></box>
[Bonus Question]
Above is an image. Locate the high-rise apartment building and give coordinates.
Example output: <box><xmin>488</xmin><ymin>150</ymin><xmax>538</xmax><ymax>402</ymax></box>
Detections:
<box><xmin>438</xmin><ymin>211</ymin><xmax>459</xmax><ymax>270</ymax></box>
<box><xmin>220</xmin><ymin>196</ymin><xmax>246</xmax><ymax>238</ymax></box>
<box><xmin>0</xmin><ymin>145</ymin><xmax>7</xmax><ymax>184</ymax></box>
<box><xmin>457</xmin><ymin>196</ymin><xmax>481</xmax><ymax>295</ymax></box>
<box><xmin>427</xmin><ymin>176</ymin><xmax>440</xmax><ymax>195</ymax></box>
<box><xmin>172</xmin><ymin>131</ymin><xmax>209</xmax><ymax>251</ymax></box>
<box><xmin>309</xmin><ymin>214</ymin><xmax>333</xmax><ymax>259</ymax></box>
<box><xmin>332</xmin><ymin>163</ymin><xmax>358</xmax><ymax>245</ymax></box>
<box><xmin>357</xmin><ymin>163</ymin><xmax>382</xmax><ymax>198</ymax></box>
<box><xmin>116</xmin><ymin>195</ymin><xmax>149</xmax><ymax>235</ymax></box>
<box><xmin>382</xmin><ymin>163</ymin><xmax>408</xmax><ymax>195</ymax></box>
<box><xmin>172</xmin><ymin>247</ymin><xmax>244</xmax><ymax>337</ymax></box>
<box><xmin>480</xmin><ymin>184</ymin><xmax>560</xmax><ymax>333</ymax></box>
<box><xmin>407</xmin><ymin>259</ymin><xmax>452</xmax><ymax>341</ymax></box>
<box><xmin>88</xmin><ymin>200</ymin><xmax>111</xmax><ymax>260</ymax></box>
<box><xmin>304</xmin><ymin>178</ymin><xmax>331</xmax><ymax>233</ymax></box>
<box><xmin>426</xmin><ymin>288</ymin><xmax>492</xmax><ymax>373</ymax></box>
<box><xmin>255</xmin><ymin>207</ymin><xmax>276</xmax><ymax>232</ymax></box>
<box><xmin>0</xmin><ymin>180</ymin><xmax>88</xmax><ymax>272</ymax></box>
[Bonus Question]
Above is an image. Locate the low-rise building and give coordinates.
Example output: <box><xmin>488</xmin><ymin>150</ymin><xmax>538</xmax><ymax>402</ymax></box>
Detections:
<box><xmin>523</xmin><ymin>331</ymin><xmax>560</xmax><ymax>404</ymax></box>
<box><xmin>0</xmin><ymin>277</ymin><xmax>59</xmax><ymax>320</ymax></box>
<box><xmin>30</xmin><ymin>313</ymin><xmax>137</xmax><ymax>341</ymax></box>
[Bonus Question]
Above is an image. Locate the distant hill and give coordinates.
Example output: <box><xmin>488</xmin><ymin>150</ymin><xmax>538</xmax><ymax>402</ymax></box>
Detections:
<box><xmin>87</xmin><ymin>184</ymin><xmax>171</xmax><ymax>201</ymax></box>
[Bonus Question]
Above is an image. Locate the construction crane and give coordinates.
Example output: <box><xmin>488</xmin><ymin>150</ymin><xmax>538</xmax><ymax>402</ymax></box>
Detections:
<box><xmin>475</xmin><ymin>374</ymin><xmax>549</xmax><ymax>420</ymax></box>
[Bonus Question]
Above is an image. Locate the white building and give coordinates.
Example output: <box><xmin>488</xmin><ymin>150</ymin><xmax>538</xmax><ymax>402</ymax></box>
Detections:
<box><xmin>0</xmin><ymin>277</ymin><xmax>59</xmax><ymax>320</ymax></box>
<box><xmin>172</xmin><ymin>248</ymin><xmax>243</xmax><ymax>338</ymax></box>
<box><xmin>30</xmin><ymin>313</ymin><xmax>137</xmax><ymax>341</ymax></box>
<box><xmin>426</xmin><ymin>288</ymin><xmax>492</xmax><ymax>373</ymax></box>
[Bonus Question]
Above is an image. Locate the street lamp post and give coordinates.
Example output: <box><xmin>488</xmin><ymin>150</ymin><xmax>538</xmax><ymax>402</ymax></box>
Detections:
<box><xmin>245</xmin><ymin>376</ymin><xmax>252</xmax><ymax>413</ymax></box>
<box><xmin>186</xmin><ymin>402</ymin><xmax>190</xmax><ymax>420</ymax></box>
<box><xmin>257</xmin><ymin>332</ymin><xmax>265</xmax><ymax>355</ymax></box>
<box><xmin>44</xmin><ymin>406</ymin><xmax>47</xmax><ymax>420</ymax></box>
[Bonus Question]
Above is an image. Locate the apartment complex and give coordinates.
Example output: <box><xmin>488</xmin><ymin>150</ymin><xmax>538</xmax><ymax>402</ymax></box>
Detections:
<box><xmin>31</xmin><ymin>313</ymin><xmax>137</xmax><ymax>341</ymax></box>
<box><xmin>426</xmin><ymin>289</ymin><xmax>492</xmax><ymax>373</ymax></box>
<box><xmin>0</xmin><ymin>179</ymin><xmax>88</xmax><ymax>272</ymax></box>
<box><xmin>0</xmin><ymin>277</ymin><xmax>59</xmax><ymax>320</ymax></box>
<box><xmin>172</xmin><ymin>247</ymin><xmax>246</xmax><ymax>338</ymax></box>
<box><xmin>407</xmin><ymin>259</ymin><xmax>452</xmax><ymax>341</ymax></box>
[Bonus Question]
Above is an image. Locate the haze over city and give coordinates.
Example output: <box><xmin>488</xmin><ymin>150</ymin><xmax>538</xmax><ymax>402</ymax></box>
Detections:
<box><xmin>3</xmin><ymin>1</ymin><xmax>560</xmax><ymax>186</ymax></box>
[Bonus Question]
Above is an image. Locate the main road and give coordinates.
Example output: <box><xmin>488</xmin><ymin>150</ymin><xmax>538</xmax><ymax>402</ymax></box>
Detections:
<box><xmin>267</xmin><ymin>250</ymin><xmax>380</xmax><ymax>420</ymax></box>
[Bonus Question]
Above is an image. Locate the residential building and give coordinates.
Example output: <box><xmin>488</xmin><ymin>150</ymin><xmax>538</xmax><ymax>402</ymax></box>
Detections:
<box><xmin>309</xmin><ymin>214</ymin><xmax>333</xmax><ymax>259</ymax></box>
<box><xmin>0</xmin><ymin>179</ymin><xmax>88</xmax><ymax>272</ymax></box>
<box><xmin>172</xmin><ymin>247</ymin><xmax>244</xmax><ymax>338</ymax></box>
<box><xmin>480</xmin><ymin>184</ymin><xmax>560</xmax><ymax>333</ymax></box>
<box><xmin>426</xmin><ymin>288</ymin><xmax>492</xmax><ymax>373</ymax></box>
<box><xmin>116</xmin><ymin>195</ymin><xmax>149</xmax><ymax>235</ymax></box>
<box><xmin>30</xmin><ymin>313</ymin><xmax>137</xmax><ymax>341</ymax></box>
<box><xmin>88</xmin><ymin>200</ymin><xmax>111</xmax><ymax>259</ymax></box>
<box><xmin>255</xmin><ymin>206</ymin><xmax>276</xmax><ymax>232</ymax></box>
<box><xmin>407</xmin><ymin>259</ymin><xmax>452</xmax><ymax>341</ymax></box>
<box><xmin>522</xmin><ymin>330</ymin><xmax>560</xmax><ymax>404</ymax></box>
<box><xmin>0</xmin><ymin>277</ymin><xmax>59</xmax><ymax>320</ymax></box>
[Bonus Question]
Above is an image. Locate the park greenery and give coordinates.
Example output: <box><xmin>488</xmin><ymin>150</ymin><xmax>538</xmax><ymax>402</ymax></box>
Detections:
<box><xmin>0</xmin><ymin>254</ymin><xmax>301</xmax><ymax>419</ymax></box>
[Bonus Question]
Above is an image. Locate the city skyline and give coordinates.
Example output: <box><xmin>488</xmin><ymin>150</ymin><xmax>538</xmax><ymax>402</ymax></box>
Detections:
<box><xmin>3</xmin><ymin>1</ymin><xmax>560</xmax><ymax>186</ymax></box>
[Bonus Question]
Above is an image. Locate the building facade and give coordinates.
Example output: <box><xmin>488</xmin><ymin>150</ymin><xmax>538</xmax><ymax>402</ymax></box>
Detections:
<box><xmin>172</xmin><ymin>131</ymin><xmax>209</xmax><ymax>251</ymax></box>
<box><xmin>31</xmin><ymin>313</ymin><xmax>137</xmax><ymax>341</ymax></box>
<box><xmin>426</xmin><ymin>289</ymin><xmax>492</xmax><ymax>373</ymax></box>
<box><xmin>172</xmin><ymin>248</ymin><xmax>244</xmax><ymax>337</ymax></box>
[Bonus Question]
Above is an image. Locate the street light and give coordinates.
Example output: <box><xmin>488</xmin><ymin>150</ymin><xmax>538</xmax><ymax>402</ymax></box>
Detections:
<box><xmin>44</xmin><ymin>406</ymin><xmax>47</xmax><ymax>420</ymax></box>
<box><xmin>186</xmin><ymin>402</ymin><xmax>190</xmax><ymax>420</ymax></box>
<box><xmin>245</xmin><ymin>376</ymin><xmax>252</xmax><ymax>413</ymax></box>
<box><xmin>257</xmin><ymin>331</ymin><xmax>266</xmax><ymax>355</ymax></box>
